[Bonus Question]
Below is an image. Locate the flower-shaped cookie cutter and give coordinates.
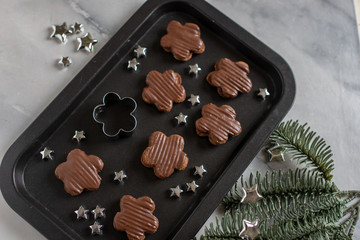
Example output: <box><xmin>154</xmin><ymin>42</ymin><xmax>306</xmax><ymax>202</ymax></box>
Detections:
<box><xmin>93</xmin><ymin>92</ymin><xmax>137</xmax><ymax>138</ymax></box>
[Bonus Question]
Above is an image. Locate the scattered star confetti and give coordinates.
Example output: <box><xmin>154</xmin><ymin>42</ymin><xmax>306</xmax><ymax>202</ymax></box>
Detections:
<box><xmin>175</xmin><ymin>112</ymin><xmax>188</xmax><ymax>125</ymax></box>
<box><xmin>189</xmin><ymin>64</ymin><xmax>202</xmax><ymax>76</ymax></box>
<box><xmin>89</xmin><ymin>221</ymin><xmax>103</xmax><ymax>235</ymax></box>
<box><xmin>77</xmin><ymin>33</ymin><xmax>98</xmax><ymax>52</ymax></box>
<box><xmin>134</xmin><ymin>45</ymin><xmax>147</xmax><ymax>58</ymax></box>
<box><xmin>241</xmin><ymin>184</ymin><xmax>263</xmax><ymax>204</ymax></box>
<box><xmin>127</xmin><ymin>58</ymin><xmax>140</xmax><ymax>71</ymax></box>
<box><xmin>91</xmin><ymin>205</ymin><xmax>105</xmax><ymax>219</ymax></box>
<box><xmin>50</xmin><ymin>22</ymin><xmax>71</xmax><ymax>43</ymax></box>
<box><xmin>74</xmin><ymin>206</ymin><xmax>89</xmax><ymax>220</ymax></box>
<box><xmin>72</xmin><ymin>130</ymin><xmax>85</xmax><ymax>142</ymax></box>
<box><xmin>267</xmin><ymin>144</ymin><xmax>287</xmax><ymax>161</ymax></box>
<box><xmin>186</xmin><ymin>180</ymin><xmax>199</xmax><ymax>192</ymax></box>
<box><xmin>58</xmin><ymin>56</ymin><xmax>72</xmax><ymax>68</ymax></box>
<box><xmin>114</xmin><ymin>170</ymin><xmax>127</xmax><ymax>183</ymax></box>
<box><xmin>258</xmin><ymin>88</ymin><xmax>270</xmax><ymax>100</ymax></box>
<box><xmin>239</xmin><ymin>219</ymin><xmax>260</xmax><ymax>239</ymax></box>
<box><xmin>70</xmin><ymin>22</ymin><xmax>84</xmax><ymax>34</ymax></box>
<box><xmin>170</xmin><ymin>185</ymin><xmax>183</xmax><ymax>198</ymax></box>
<box><xmin>187</xmin><ymin>94</ymin><xmax>200</xmax><ymax>106</ymax></box>
<box><xmin>194</xmin><ymin>165</ymin><xmax>207</xmax><ymax>177</ymax></box>
<box><xmin>40</xmin><ymin>147</ymin><xmax>54</xmax><ymax>160</ymax></box>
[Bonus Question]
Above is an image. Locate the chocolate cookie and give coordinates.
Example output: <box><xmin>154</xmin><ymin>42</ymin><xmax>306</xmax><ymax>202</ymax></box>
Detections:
<box><xmin>206</xmin><ymin>58</ymin><xmax>252</xmax><ymax>98</ymax></box>
<box><xmin>195</xmin><ymin>103</ymin><xmax>242</xmax><ymax>145</ymax></box>
<box><xmin>55</xmin><ymin>149</ymin><xmax>104</xmax><ymax>196</ymax></box>
<box><xmin>142</xmin><ymin>70</ymin><xmax>186</xmax><ymax>112</ymax></box>
<box><xmin>160</xmin><ymin>20</ymin><xmax>205</xmax><ymax>61</ymax></box>
<box><xmin>113</xmin><ymin>195</ymin><xmax>159</xmax><ymax>240</ymax></box>
<box><xmin>141</xmin><ymin>131</ymin><xmax>188</xmax><ymax>179</ymax></box>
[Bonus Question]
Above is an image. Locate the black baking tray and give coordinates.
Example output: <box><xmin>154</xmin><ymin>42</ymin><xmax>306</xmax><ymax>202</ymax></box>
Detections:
<box><xmin>0</xmin><ymin>0</ymin><xmax>295</xmax><ymax>239</ymax></box>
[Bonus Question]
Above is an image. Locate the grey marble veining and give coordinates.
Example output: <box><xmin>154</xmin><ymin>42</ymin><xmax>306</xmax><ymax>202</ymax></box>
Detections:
<box><xmin>0</xmin><ymin>0</ymin><xmax>359</xmax><ymax>239</ymax></box>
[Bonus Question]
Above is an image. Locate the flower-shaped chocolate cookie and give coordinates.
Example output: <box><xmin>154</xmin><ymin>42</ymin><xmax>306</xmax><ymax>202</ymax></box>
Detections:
<box><xmin>93</xmin><ymin>92</ymin><xmax>137</xmax><ymax>138</ymax></box>
<box><xmin>113</xmin><ymin>195</ymin><xmax>159</xmax><ymax>240</ymax></box>
<box><xmin>160</xmin><ymin>20</ymin><xmax>205</xmax><ymax>61</ymax></box>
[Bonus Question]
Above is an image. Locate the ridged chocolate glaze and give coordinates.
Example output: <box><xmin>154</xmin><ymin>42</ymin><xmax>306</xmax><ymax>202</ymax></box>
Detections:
<box><xmin>54</xmin><ymin>149</ymin><xmax>103</xmax><ymax>196</ymax></box>
<box><xmin>142</xmin><ymin>70</ymin><xmax>186</xmax><ymax>112</ymax></box>
<box><xmin>141</xmin><ymin>131</ymin><xmax>188</xmax><ymax>179</ymax></box>
<box><xmin>160</xmin><ymin>20</ymin><xmax>205</xmax><ymax>61</ymax></box>
<box><xmin>207</xmin><ymin>58</ymin><xmax>252</xmax><ymax>98</ymax></box>
<box><xmin>113</xmin><ymin>195</ymin><xmax>159</xmax><ymax>240</ymax></box>
<box><xmin>195</xmin><ymin>103</ymin><xmax>242</xmax><ymax>145</ymax></box>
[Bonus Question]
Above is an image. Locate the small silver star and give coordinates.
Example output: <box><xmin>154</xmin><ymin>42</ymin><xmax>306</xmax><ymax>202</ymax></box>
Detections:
<box><xmin>134</xmin><ymin>45</ymin><xmax>147</xmax><ymax>58</ymax></box>
<box><xmin>91</xmin><ymin>205</ymin><xmax>105</xmax><ymax>219</ymax></box>
<box><xmin>72</xmin><ymin>130</ymin><xmax>85</xmax><ymax>142</ymax></box>
<box><xmin>267</xmin><ymin>143</ymin><xmax>287</xmax><ymax>161</ymax></box>
<box><xmin>77</xmin><ymin>33</ymin><xmax>98</xmax><ymax>52</ymax></box>
<box><xmin>186</xmin><ymin>180</ymin><xmax>199</xmax><ymax>192</ymax></box>
<box><xmin>189</xmin><ymin>64</ymin><xmax>202</xmax><ymax>76</ymax></box>
<box><xmin>70</xmin><ymin>22</ymin><xmax>84</xmax><ymax>34</ymax></box>
<box><xmin>188</xmin><ymin>94</ymin><xmax>200</xmax><ymax>106</ymax></box>
<box><xmin>258</xmin><ymin>88</ymin><xmax>270</xmax><ymax>100</ymax></box>
<box><xmin>239</xmin><ymin>219</ymin><xmax>260</xmax><ymax>239</ymax></box>
<box><xmin>114</xmin><ymin>170</ymin><xmax>127</xmax><ymax>183</ymax></box>
<box><xmin>58</xmin><ymin>57</ymin><xmax>72</xmax><ymax>67</ymax></box>
<box><xmin>89</xmin><ymin>221</ymin><xmax>103</xmax><ymax>235</ymax></box>
<box><xmin>175</xmin><ymin>113</ymin><xmax>188</xmax><ymax>125</ymax></box>
<box><xmin>194</xmin><ymin>165</ymin><xmax>207</xmax><ymax>177</ymax></box>
<box><xmin>40</xmin><ymin>147</ymin><xmax>54</xmax><ymax>160</ymax></box>
<box><xmin>127</xmin><ymin>58</ymin><xmax>140</xmax><ymax>71</ymax></box>
<box><xmin>170</xmin><ymin>185</ymin><xmax>183</xmax><ymax>198</ymax></box>
<box><xmin>74</xmin><ymin>206</ymin><xmax>89</xmax><ymax>220</ymax></box>
<box><xmin>241</xmin><ymin>184</ymin><xmax>263</xmax><ymax>204</ymax></box>
<box><xmin>50</xmin><ymin>22</ymin><xmax>71</xmax><ymax>43</ymax></box>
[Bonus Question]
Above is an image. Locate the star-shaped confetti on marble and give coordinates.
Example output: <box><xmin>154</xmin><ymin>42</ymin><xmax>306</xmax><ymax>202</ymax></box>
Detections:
<box><xmin>72</xmin><ymin>130</ymin><xmax>85</xmax><ymax>142</ymax></box>
<box><xmin>50</xmin><ymin>22</ymin><xmax>71</xmax><ymax>43</ymax></box>
<box><xmin>267</xmin><ymin>143</ymin><xmax>287</xmax><ymax>161</ymax></box>
<box><xmin>74</xmin><ymin>206</ymin><xmax>89</xmax><ymax>220</ymax></box>
<box><xmin>189</xmin><ymin>63</ymin><xmax>201</xmax><ymax>76</ymax></box>
<box><xmin>188</xmin><ymin>94</ymin><xmax>200</xmax><ymax>106</ymax></box>
<box><xmin>114</xmin><ymin>170</ymin><xmax>127</xmax><ymax>183</ymax></box>
<box><xmin>239</xmin><ymin>219</ymin><xmax>260</xmax><ymax>239</ymax></box>
<box><xmin>175</xmin><ymin>112</ymin><xmax>188</xmax><ymax>125</ymax></box>
<box><xmin>134</xmin><ymin>45</ymin><xmax>147</xmax><ymax>58</ymax></box>
<box><xmin>40</xmin><ymin>147</ymin><xmax>54</xmax><ymax>160</ymax></box>
<box><xmin>258</xmin><ymin>88</ymin><xmax>270</xmax><ymax>100</ymax></box>
<box><xmin>89</xmin><ymin>221</ymin><xmax>103</xmax><ymax>235</ymax></box>
<box><xmin>91</xmin><ymin>205</ymin><xmax>105</xmax><ymax>219</ymax></box>
<box><xmin>127</xmin><ymin>58</ymin><xmax>140</xmax><ymax>71</ymax></box>
<box><xmin>70</xmin><ymin>22</ymin><xmax>84</xmax><ymax>34</ymax></box>
<box><xmin>58</xmin><ymin>56</ymin><xmax>72</xmax><ymax>68</ymax></box>
<box><xmin>77</xmin><ymin>33</ymin><xmax>98</xmax><ymax>52</ymax></box>
<box><xmin>241</xmin><ymin>184</ymin><xmax>263</xmax><ymax>204</ymax></box>
<box><xmin>186</xmin><ymin>180</ymin><xmax>199</xmax><ymax>192</ymax></box>
<box><xmin>170</xmin><ymin>185</ymin><xmax>183</xmax><ymax>198</ymax></box>
<box><xmin>194</xmin><ymin>165</ymin><xmax>207</xmax><ymax>177</ymax></box>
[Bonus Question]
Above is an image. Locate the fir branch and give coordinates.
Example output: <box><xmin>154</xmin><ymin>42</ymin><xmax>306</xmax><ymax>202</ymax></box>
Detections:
<box><xmin>269</xmin><ymin>120</ymin><xmax>334</xmax><ymax>180</ymax></box>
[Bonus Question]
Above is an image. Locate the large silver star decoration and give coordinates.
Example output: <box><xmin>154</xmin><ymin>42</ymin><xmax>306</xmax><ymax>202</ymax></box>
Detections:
<box><xmin>70</xmin><ymin>22</ymin><xmax>84</xmax><ymax>34</ymax></box>
<box><xmin>267</xmin><ymin>143</ymin><xmax>287</xmax><ymax>161</ymax></box>
<box><xmin>186</xmin><ymin>180</ymin><xmax>199</xmax><ymax>192</ymax></box>
<box><xmin>89</xmin><ymin>221</ymin><xmax>103</xmax><ymax>235</ymax></box>
<box><xmin>194</xmin><ymin>165</ymin><xmax>207</xmax><ymax>177</ymax></box>
<box><xmin>74</xmin><ymin>206</ymin><xmax>89</xmax><ymax>220</ymax></box>
<box><xmin>58</xmin><ymin>57</ymin><xmax>72</xmax><ymax>68</ymax></box>
<box><xmin>175</xmin><ymin>112</ymin><xmax>188</xmax><ymax>125</ymax></box>
<box><xmin>72</xmin><ymin>130</ymin><xmax>86</xmax><ymax>142</ymax></box>
<box><xmin>127</xmin><ymin>58</ymin><xmax>140</xmax><ymax>71</ymax></box>
<box><xmin>239</xmin><ymin>219</ymin><xmax>260</xmax><ymax>239</ymax></box>
<box><xmin>134</xmin><ymin>45</ymin><xmax>147</xmax><ymax>58</ymax></box>
<box><xmin>91</xmin><ymin>205</ymin><xmax>105</xmax><ymax>219</ymax></box>
<box><xmin>170</xmin><ymin>185</ymin><xmax>183</xmax><ymax>198</ymax></box>
<box><xmin>77</xmin><ymin>33</ymin><xmax>98</xmax><ymax>52</ymax></box>
<box><xmin>241</xmin><ymin>184</ymin><xmax>263</xmax><ymax>204</ymax></box>
<box><xmin>50</xmin><ymin>22</ymin><xmax>71</xmax><ymax>43</ymax></box>
<box><xmin>40</xmin><ymin>147</ymin><xmax>54</xmax><ymax>160</ymax></box>
<box><xmin>114</xmin><ymin>170</ymin><xmax>127</xmax><ymax>183</ymax></box>
<box><xmin>189</xmin><ymin>64</ymin><xmax>202</xmax><ymax>76</ymax></box>
<box><xmin>258</xmin><ymin>88</ymin><xmax>270</xmax><ymax>100</ymax></box>
<box><xmin>188</xmin><ymin>94</ymin><xmax>200</xmax><ymax>106</ymax></box>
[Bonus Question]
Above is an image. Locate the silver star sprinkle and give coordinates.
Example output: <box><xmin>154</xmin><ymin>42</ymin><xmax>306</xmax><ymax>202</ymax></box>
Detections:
<box><xmin>175</xmin><ymin>112</ymin><xmax>188</xmax><ymax>125</ymax></box>
<box><xmin>186</xmin><ymin>180</ymin><xmax>199</xmax><ymax>192</ymax></box>
<box><xmin>40</xmin><ymin>147</ymin><xmax>54</xmax><ymax>160</ymax></box>
<box><xmin>74</xmin><ymin>206</ymin><xmax>89</xmax><ymax>220</ymax></box>
<box><xmin>50</xmin><ymin>22</ymin><xmax>71</xmax><ymax>43</ymax></box>
<box><xmin>91</xmin><ymin>205</ymin><xmax>105</xmax><ymax>219</ymax></box>
<box><xmin>241</xmin><ymin>184</ymin><xmax>263</xmax><ymax>204</ymax></box>
<box><xmin>70</xmin><ymin>22</ymin><xmax>84</xmax><ymax>34</ymax></box>
<box><xmin>267</xmin><ymin>144</ymin><xmax>287</xmax><ymax>161</ymax></box>
<box><xmin>239</xmin><ymin>219</ymin><xmax>260</xmax><ymax>239</ymax></box>
<box><xmin>194</xmin><ymin>165</ymin><xmax>207</xmax><ymax>177</ymax></box>
<box><xmin>170</xmin><ymin>185</ymin><xmax>183</xmax><ymax>198</ymax></box>
<box><xmin>72</xmin><ymin>130</ymin><xmax>85</xmax><ymax>142</ymax></box>
<box><xmin>189</xmin><ymin>64</ymin><xmax>202</xmax><ymax>76</ymax></box>
<box><xmin>127</xmin><ymin>58</ymin><xmax>140</xmax><ymax>71</ymax></box>
<box><xmin>188</xmin><ymin>94</ymin><xmax>200</xmax><ymax>106</ymax></box>
<box><xmin>114</xmin><ymin>170</ymin><xmax>127</xmax><ymax>183</ymax></box>
<box><xmin>58</xmin><ymin>57</ymin><xmax>72</xmax><ymax>67</ymax></box>
<box><xmin>77</xmin><ymin>33</ymin><xmax>98</xmax><ymax>52</ymax></box>
<box><xmin>89</xmin><ymin>221</ymin><xmax>103</xmax><ymax>235</ymax></box>
<box><xmin>258</xmin><ymin>88</ymin><xmax>270</xmax><ymax>100</ymax></box>
<box><xmin>134</xmin><ymin>45</ymin><xmax>147</xmax><ymax>58</ymax></box>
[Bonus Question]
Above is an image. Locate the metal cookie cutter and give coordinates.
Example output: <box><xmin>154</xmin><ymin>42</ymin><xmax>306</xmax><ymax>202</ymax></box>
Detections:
<box><xmin>93</xmin><ymin>92</ymin><xmax>137</xmax><ymax>138</ymax></box>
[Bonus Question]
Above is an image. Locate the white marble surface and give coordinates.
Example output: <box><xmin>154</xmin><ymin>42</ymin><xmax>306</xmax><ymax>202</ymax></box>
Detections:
<box><xmin>0</xmin><ymin>0</ymin><xmax>359</xmax><ymax>239</ymax></box>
